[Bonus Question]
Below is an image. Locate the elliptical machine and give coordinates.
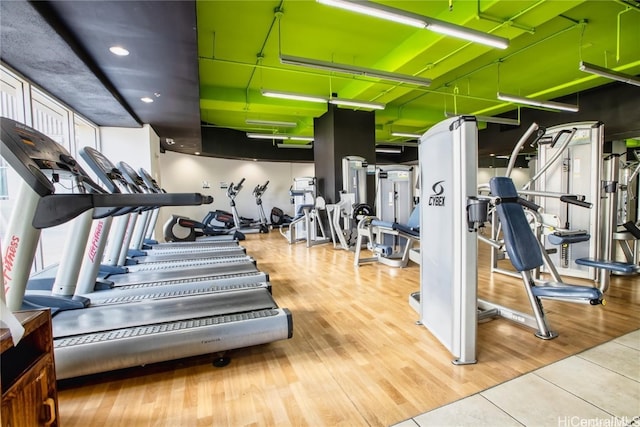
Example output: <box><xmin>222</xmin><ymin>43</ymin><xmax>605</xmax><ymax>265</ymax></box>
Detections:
<box><xmin>228</xmin><ymin>179</ymin><xmax>270</xmax><ymax>234</ymax></box>
<box><xmin>163</xmin><ymin>214</ymin><xmax>245</xmax><ymax>242</ymax></box>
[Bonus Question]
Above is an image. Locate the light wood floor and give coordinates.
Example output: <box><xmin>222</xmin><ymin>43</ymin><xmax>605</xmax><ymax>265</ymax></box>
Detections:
<box><xmin>57</xmin><ymin>232</ymin><xmax>640</xmax><ymax>426</ymax></box>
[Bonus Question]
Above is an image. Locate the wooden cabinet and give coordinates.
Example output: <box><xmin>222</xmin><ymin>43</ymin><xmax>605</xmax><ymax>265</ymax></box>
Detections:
<box><xmin>1</xmin><ymin>310</ymin><xmax>59</xmax><ymax>427</ymax></box>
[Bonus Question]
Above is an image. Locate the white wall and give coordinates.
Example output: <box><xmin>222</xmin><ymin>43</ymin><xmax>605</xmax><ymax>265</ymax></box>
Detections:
<box><xmin>478</xmin><ymin>167</ymin><xmax>531</xmax><ymax>190</ymax></box>
<box><xmin>157</xmin><ymin>151</ymin><xmax>314</xmax><ymax>235</ymax></box>
<box><xmin>99</xmin><ymin>125</ymin><xmax>156</xmax><ymax>171</ymax></box>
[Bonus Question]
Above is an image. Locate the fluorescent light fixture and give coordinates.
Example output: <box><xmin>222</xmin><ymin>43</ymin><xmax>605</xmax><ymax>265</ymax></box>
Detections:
<box><xmin>579</xmin><ymin>61</ymin><xmax>640</xmax><ymax>87</ymax></box>
<box><xmin>318</xmin><ymin>0</ymin><xmax>425</xmax><ymax>27</ymax></box>
<box><xmin>246</xmin><ymin>133</ymin><xmax>314</xmax><ymax>142</ymax></box>
<box><xmin>317</xmin><ymin>0</ymin><xmax>508</xmax><ymax>49</ymax></box>
<box><xmin>497</xmin><ymin>92</ymin><xmax>579</xmax><ymax>113</ymax></box>
<box><xmin>445</xmin><ymin>111</ymin><xmax>520</xmax><ymax>125</ymax></box>
<box><xmin>277</xmin><ymin>143</ymin><xmax>313</xmax><ymax>149</ymax></box>
<box><xmin>261</xmin><ymin>89</ymin><xmax>327</xmax><ymax>103</ymax></box>
<box><xmin>247</xmin><ymin>133</ymin><xmax>289</xmax><ymax>140</ymax></box>
<box><xmin>245</xmin><ymin>119</ymin><xmax>297</xmax><ymax>127</ymax></box>
<box><xmin>109</xmin><ymin>46</ymin><xmax>129</xmax><ymax>56</ymax></box>
<box><xmin>375</xmin><ymin>147</ymin><xmax>402</xmax><ymax>154</ymax></box>
<box><xmin>426</xmin><ymin>22</ymin><xmax>508</xmax><ymax>49</ymax></box>
<box><xmin>280</xmin><ymin>54</ymin><xmax>431</xmax><ymax>87</ymax></box>
<box><xmin>329</xmin><ymin>97</ymin><xmax>385</xmax><ymax>110</ymax></box>
<box><xmin>140</xmin><ymin>97</ymin><xmax>154</xmax><ymax>103</ymax></box>
<box><xmin>391</xmin><ymin>131</ymin><xmax>422</xmax><ymax>138</ymax></box>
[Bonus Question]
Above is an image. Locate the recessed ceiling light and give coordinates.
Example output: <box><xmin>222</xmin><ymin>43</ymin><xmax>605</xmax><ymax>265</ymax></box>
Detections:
<box><xmin>194</xmin><ymin>152</ymin><xmax>200</xmax><ymax>155</ymax></box>
<box><xmin>109</xmin><ymin>46</ymin><xmax>129</xmax><ymax>56</ymax></box>
<box><xmin>141</xmin><ymin>97</ymin><xmax>154</xmax><ymax>103</ymax></box>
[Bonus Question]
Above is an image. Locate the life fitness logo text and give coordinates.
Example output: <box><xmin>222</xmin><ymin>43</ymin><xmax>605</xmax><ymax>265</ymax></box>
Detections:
<box><xmin>428</xmin><ymin>180</ymin><xmax>445</xmax><ymax>206</ymax></box>
<box><xmin>87</xmin><ymin>221</ymin><xmax>104</xmax><ymax>262</ymax></box>
<box><xmin>3</xmin><ymin>235</ymin><xmax>20</xmax><ymax>284</ymax></box>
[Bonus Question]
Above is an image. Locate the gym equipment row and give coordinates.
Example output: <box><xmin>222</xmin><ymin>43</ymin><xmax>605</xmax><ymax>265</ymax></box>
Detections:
<box><xmin>0</xmin><ymin>117</ymin><xmax>293</xmax><ymax>379</ymax></box>
<box><xmin>164</xmin><ymin>178</ymin><xmax>271</xmax><ymax>241</ymax></box>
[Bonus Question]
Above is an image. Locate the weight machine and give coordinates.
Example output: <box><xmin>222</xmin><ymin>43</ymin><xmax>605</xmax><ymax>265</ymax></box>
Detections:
<box><xmin>342</xmin><ymin>156</ymin><xmax>368</xmax><ymax>205</ymax></box>
<box><xmin>279</xmin><ymin>177</ymin><xmax>330</xmax><ymax>247</ymax></box>
<box><xmin>612</xmin><ymin>149</ymin><xmax>640</xmax><ymax>271</ymax></box>
<box><xmin>493</xmin><ymin>122</ymin><xmax>639</xmax><ymax>290</ymax></box>
<box><xmin>354</xmin><ymin>165</ymin><xmax>417</xmax><ymax>267</ymax></box>
<box><xmin>410</xmin><ymin>116</ymin><xmax>603</xmax><ymax>365</ymax></box>
<box><xmin>532</xmin><ymin>122</ymin><xmax>605</xmax><ymax>281</ymax></box>
<box><xmin>327</xmin><ymin>156</ymin><xmax>374</xmax><ymax>250</ymax></box>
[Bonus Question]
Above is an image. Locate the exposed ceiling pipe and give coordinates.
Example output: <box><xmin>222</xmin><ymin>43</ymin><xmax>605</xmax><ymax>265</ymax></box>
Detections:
<box><xmin>201</xmin><ymin>56</ymin><xmax>433</xmax><ymax>93</ymax></box>
<box><xmin>351</xmin><ymin>0</ymin><xmax>546</xmax><ymax>108</ymax></box>
<box><xmin>476</xmin><ymin>0</ymin><xmax>539</xmax><ymax>34</ymax></box>
<box><xmin>396</xmin><ymin>20</ymin><xmax>584</xmax><ymax>112</ymax></box>
<box><xmin>200</xmin><ymin>56</ymin><xmax>502</xmax><ymax>105</ymax></box>
<box><xmin>244</xmin><ymin>2</ymin><xmax>285</xmax><ymax>110</ymax></box>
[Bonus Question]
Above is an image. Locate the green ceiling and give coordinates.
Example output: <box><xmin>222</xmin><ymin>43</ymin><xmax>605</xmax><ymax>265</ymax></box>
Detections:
<box><xmin>196</xmin><ymin>0</ymin><xmax>640</xmax><ymax>145</ymax></box>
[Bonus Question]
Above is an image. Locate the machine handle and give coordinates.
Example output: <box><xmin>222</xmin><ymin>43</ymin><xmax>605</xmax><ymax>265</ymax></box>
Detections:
<box><xmin>529</xmin><ymin>128</ymin><xmax>547</xmax><ymax>147</ymax></box>
<box><xmin>235</xmin><ymin>178</ymin><xmax>246</xmax><ymax>189</ymax></box>
<box><xmin>33</xmin><ymin>192</ymin><xmax>212</xmax><ymax>228</ymax></box>
<box><xmin>622</xmin><ymin>221</ymin><xmax>640</xmax><ymax>239</ymax></box>
<box><xmin>560</xmin><ymin>195</ymin><xmax>592</xmax><ymax>209</ymax></box>
<box><xmin>550</xmin><ymin>128</ymin><xmax>574</xmax><ymax>148</ymax></box>
<box><xmin>517</xmin><ymin>198</ymin><xmax>541</xmax><ymax>212</ymax></box>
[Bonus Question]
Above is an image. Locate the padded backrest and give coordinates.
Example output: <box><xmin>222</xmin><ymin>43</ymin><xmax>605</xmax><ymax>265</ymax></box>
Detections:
<box><xmin>407</xmin><ymin>203</ymin><xmax>420</xmax><ymax>229</ymax></box>
<box><xmin>490</xmin><ymin>177</ymin><xmax>543</xmax><ymax>272</ymax></box>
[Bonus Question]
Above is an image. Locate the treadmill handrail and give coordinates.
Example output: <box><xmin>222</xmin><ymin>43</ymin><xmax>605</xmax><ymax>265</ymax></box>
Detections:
<box><xmin>34</xmin><ymin>192</ymin><xmax>211</xmax><ymax>228</ymax></box>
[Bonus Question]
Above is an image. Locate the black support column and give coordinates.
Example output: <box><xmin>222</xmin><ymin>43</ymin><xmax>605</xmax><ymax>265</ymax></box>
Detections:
<box><xmin>313</xmin><ymin>104</ymin><xmax>376</xmax><ymax>203</ymax></box>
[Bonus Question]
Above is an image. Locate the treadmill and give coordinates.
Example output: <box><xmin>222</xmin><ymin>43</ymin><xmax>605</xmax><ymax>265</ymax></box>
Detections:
<box><xmin>99</xmin><ymin>155</ymin><xmax>249</xmax><ymax>262</ymax></box>
<box><xmin>1</xmin><ymin>117</ymin><xmax>293</xmax><ymax>379</ymax></box>
<box><xmin>138</xmin><ymin>167</ymin><xmax>243</xmax><ymax>248</ymax></box>
<box><xmin>114</xmin><ymin>160</ymin><xmax>246</xmax><ymax>263</ymax></box>
<box><xmin>77</xmin><ymin>147</ymin><xmax>261</xmax><ymax>287</ymax></box>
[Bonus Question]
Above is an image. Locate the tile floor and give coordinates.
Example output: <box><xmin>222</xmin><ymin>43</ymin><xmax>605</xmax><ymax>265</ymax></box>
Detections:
<box><xmin>392</xmin><ymin>329</ymin><xmax>640</xmax><ymax>427</ymax></box>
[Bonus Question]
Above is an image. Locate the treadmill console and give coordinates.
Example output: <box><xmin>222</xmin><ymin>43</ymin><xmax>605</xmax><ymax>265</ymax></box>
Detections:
<box><xmin>139</xmin><ymin>168</ymin><xmax>161</xmax><ymax>193</ymax></box>
<box><xmin>118</xmin><ymin>161</ymin><xmax>148</xmax><ymax>193</ymax></box>
<box><xmin>0</xmin><ymin>117</ymin><xmax>101</xmax><ymax>196</ymax></box>
<box><xmin>80</xmin><ymin>146</ymin><xmax>135</xmax><ymax>195</ymax></box>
